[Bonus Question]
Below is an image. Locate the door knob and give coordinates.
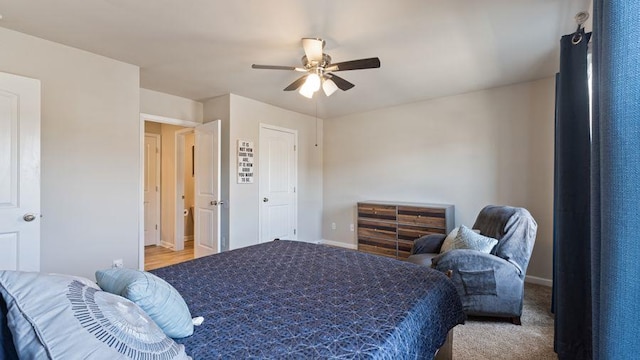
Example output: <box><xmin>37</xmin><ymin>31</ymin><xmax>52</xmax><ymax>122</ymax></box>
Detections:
<box><xmin>263</xmin><ymin>197</ymin><xmax>269</xmax><ymax>202</ymax></box>
<box><xmin>210</xmin><ymin>200</ymin><xmax>217</xmax><ymax>206</ymax></box>
<box><xmin>23</xmin><ymin>213</ymin><xmax>36</xmax><ymax>222</ymax></box>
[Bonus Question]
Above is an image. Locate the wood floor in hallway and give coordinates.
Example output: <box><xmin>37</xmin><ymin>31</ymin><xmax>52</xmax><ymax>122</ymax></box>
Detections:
<box><xmin>145</xmin><ymin>240</ymin><xmax>194</xmax><ymax>271</ymax></box>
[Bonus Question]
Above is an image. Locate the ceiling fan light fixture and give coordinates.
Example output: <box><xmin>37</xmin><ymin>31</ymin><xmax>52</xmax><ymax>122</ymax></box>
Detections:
<box><xmin>322</xmin><ymin>78</ymin><xmax>339</xmax><ymax>96</ymax></box>
<box><xmin>299</xmin><ymin>73</ymin><xmax>321</xmax><ymax>98</ymax></box>
<box><xmin>299</xmin><ymin>85</ymin><xmax>315</xmax><ymax>98</ymax></box>
<box><xmin>304</xmin><ymin>73</ymin><xmax>321</xmax><ymax>91</ymax></box>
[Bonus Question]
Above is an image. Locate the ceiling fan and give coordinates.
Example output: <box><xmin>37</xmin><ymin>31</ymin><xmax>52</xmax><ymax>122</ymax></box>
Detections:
<box><xmin>251</xmin><ymin>38</ymin><xmax>381</xmax><ymax>98</ymax></box>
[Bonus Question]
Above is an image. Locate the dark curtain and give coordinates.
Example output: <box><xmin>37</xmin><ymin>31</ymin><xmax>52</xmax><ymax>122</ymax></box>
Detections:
<box><xmin>592</xmin><ymin>1</ymin><xmax>640</xmax><ymax>358</ymax></box>
<box><xmin>553</xmin><ymin>28</ymin><xmax>592</xmax><ymax>359</ymax></box>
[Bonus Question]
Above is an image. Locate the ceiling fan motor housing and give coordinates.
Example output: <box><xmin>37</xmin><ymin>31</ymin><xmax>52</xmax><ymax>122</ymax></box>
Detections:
<box><xmin>302</xmin><ymin>54</ymin><xmax>332</xmax><ymax>71</ymax></box>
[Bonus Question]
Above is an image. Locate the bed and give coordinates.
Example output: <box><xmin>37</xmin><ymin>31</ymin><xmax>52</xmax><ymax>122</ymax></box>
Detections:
<box><xmin>1</xmin><ymin>240</ymin><xmax>464</xmax><ymax>359</ymax></box>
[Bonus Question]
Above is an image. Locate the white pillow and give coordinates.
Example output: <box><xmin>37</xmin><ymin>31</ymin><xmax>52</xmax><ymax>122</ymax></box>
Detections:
<box><xmin>439</xmin><ymin>227</ymin><xmax>460</xmax><ymax>254</ymax></box>
<box><xmin>0</xmin><ymin>271</ymin><xmax>191</xmax><ymax>360</ymax></box>
<box><xmin>440</xmin><ymin>226</ymin><xmax>482</xmax><ymax>253</ymax></box>
<box><xmin>440</xmin><ymin>225</ymin><xmax>498</xmax><ymax>254</ymax></box>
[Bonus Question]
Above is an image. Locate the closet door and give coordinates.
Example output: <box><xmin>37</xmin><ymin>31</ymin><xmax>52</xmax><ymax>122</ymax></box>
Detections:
<box><xmin>0</xmin><ymin>72</ymin><xmax>41</xmax><ymax>271</ymax></box>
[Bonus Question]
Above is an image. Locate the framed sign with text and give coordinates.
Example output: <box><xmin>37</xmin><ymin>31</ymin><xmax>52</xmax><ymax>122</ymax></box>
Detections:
<box><xmin>237</xmin><ymin>139</ymin><xmax>254</xmax><ymax>183</ymax></box>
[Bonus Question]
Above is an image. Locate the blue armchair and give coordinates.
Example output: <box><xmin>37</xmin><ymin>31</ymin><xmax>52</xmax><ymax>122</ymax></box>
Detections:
<box><xmin>407</xmin><ymin>205</ymin><xmax>537</xmax><ymax>324</ymax></box>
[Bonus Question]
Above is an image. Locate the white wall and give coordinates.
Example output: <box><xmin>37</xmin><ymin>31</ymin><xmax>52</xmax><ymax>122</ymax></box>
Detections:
<box><xmin>140</xmin><ymin>88</ymin><xmax>203</xmax><ymax>123</ymax></box>
<box><xmin>0</xmin><ymin>27</ymin><xmax>140</xmax><ymax>279</ymax></box>
<box><xmin>323</xmin><ymin>77</ymin><xmax>555</xmax><ymax>281</ymax></box>
<box><xmin>229</xmin><ymin>95</ymin><xmax>323</xmax><ymax>249</ymax></box>
<box><xmin>203</xmin><ymin>94</ymin><xmax>323</xmax><ymax>250</ymax></box>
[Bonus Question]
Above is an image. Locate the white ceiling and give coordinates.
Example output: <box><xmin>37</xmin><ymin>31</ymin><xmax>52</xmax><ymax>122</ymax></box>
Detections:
<box><xmin>0</xmin><ymin>0</ymin><xmax>589</xmax><ymax>118</ymax></box>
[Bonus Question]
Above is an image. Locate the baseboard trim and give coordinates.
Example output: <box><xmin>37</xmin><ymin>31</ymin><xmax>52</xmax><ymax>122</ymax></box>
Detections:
<box><xmin>317</xmin><ymin>239</ymin><xmax>358</xmax><ymax>250</ymax></box>
<box><xmin>525</xmin><ymin>275</ymin><xmax>552</xmax><ymax>287</ymax></box>
<box><xmin>160</xmin><ymin>241</ymin><xmax>174</xmax><ymax>250</ymax></box>
<box><xmin>184</xmin><ymin>235</ymin><xmax>194</xmax><ymax>242</ymax></box>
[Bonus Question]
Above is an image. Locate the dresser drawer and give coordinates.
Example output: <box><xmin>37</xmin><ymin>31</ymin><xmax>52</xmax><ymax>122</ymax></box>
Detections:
<box><xmin>358</xmin><ymin>237</ymin><xmax>397</xmax><ymax>258</ymax></box>
<box><xmin>397</xmin><ymin>224</ymin><xmax>446</xmax><ymax>241</ymax></box>
<box><xmin>397</xmin><ymin>239</ymin><xmax>414</xmax><ymax>259</ymax></box>
<box><xmin>357</xmin><ymin>203</ymin><xmax>397</xmax><ymax>221</ymax></box>
<box><xmin>397</xmin><ymin>206</ymin><xmax>446</xmax><ymax>229</ymax></box>
<box><xmin>357</xmin><ymin>219</ymin><xmax>397</xmax><ymax>241</ymax></box>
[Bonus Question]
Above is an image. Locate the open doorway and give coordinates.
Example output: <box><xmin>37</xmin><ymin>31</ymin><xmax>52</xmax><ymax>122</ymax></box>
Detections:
<box><xmin>175</xmin><ymin>128</ymin><xmax>195</xmax><ymax>251</ymax></box>
<box><xmin>143</xmin><ymin>120</ymin><xmax>195</xmax><ymax>270</ymax></box>
<box><xmin>139</xmin><ymin>114</ymin><xmax>221</xmax><ymax>271</ymax></box>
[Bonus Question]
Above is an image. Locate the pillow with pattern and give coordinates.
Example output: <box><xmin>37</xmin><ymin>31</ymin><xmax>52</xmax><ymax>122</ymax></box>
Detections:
<box><xmin>0</xmin><ymin>271</ymin><xmax>190</xmax><ymax>360</ymax></box>
<box><xmin>439</xmin><ymin>226</ymin><xmax>483</xmax><ymax>253</ymax></box>
<box><xmin>440</xmin><ymin>225</ymin><xmax>498</xmax><ymax>254</ymax></box>
<box><xmin>96</xmin><ymin>268</ymin><xmax>193</xmax><ymax>338</ymax></box>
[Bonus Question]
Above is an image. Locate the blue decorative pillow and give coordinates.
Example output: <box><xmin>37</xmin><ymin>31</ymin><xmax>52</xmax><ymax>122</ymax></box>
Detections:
<box><xmin>442</xmin><ymin>225</ymin><xmax>498</xmax><ymax>254</ymax></box>
<box><xmin>96</xmin><ymin>268</ymin><xmax>193</xmax><ymax>338</ymax></box>
<box><xmin>0</xmin><ymin>271</ymin><xmax>190</xmax><ymax>360</ymax></box>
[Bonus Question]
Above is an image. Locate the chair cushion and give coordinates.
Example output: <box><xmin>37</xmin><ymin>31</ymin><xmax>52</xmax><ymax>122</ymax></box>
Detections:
<box><xmin>96</xmin><ymin>268</ymin><xmax>193</xmax><ymax>338</ymax></box>
<box><xmin>441</xmin><ymin>225</ymin><xmax>498</xmax><ymax>254</ymax></box>
<box><xmin>406</xmin><ymin>253</ymin><xmax>439</xmax><ymax>267</ymax></box>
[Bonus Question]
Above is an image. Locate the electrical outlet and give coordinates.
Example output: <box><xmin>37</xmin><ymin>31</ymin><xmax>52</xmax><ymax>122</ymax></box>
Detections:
<box><xmin>350</xmin><ymin>224</ymin><xmax>355</xmax><ymax>232</ymax></box>
<box><xmin>331</xmin><ymin>222</ymin><xmax>336</xmax><ymax>230</ymax></box>
<box><xmin>112</xmin><ymin>259</ymin><xmax>124</xmax><ymax>268</ymax></box>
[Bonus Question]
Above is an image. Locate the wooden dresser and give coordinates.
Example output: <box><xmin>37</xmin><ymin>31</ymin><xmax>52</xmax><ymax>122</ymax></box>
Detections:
<box><xmin>357</xmin><ymin>201</ymin><xmax>455</xmax><ymax>259</ymax></box>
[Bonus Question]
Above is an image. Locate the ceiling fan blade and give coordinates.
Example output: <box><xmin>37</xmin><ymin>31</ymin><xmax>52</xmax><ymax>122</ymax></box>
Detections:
<box><xmin>252</xmin><ymin>64</ymin><xmax>300</xmax><ymax>71</ymax></box>
<box><xmin>326</xmin><ymin>57</ymin><xmax>381</xmax><ymax>72</ymax></box>
<box><xmin>284</xmin><ymin>75</ymin><xmax>308</xmax><ymax>91</ymax></box>
<box><xmin>302</xmin><ymin>38</ymin><xmax>324</xmax><ymax>62</ymax></box>
<box><xmin>327</xmin><ymin>74</ymin><xmax>355</xmax><ymax>91</ymax></box>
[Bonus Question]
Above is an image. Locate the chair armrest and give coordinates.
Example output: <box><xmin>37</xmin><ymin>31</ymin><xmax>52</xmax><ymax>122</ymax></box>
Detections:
<box><xmin>432</xmin><ymin>250</ymin><xmax>525</xmax><ymax>315</ymax></box>
<box><xmin>411</xmin><ymin>234</ymin><xmax>447</xmax><ymax>254</ymax></box>
<box><xmin>432</xmin><ymin>249</ymin><xmax>520</xmax><ymax>275</ymax></box>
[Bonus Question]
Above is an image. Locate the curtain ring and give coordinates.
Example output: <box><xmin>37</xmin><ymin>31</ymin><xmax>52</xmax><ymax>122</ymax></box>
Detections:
<box><xmin>572</xmin><ymin>32</ymin><xmax>583</xmax><ymax>45</ymax></box>
<box><xmin>572</xmin><ymin>25</ymin><xmax>583</xmax><ymax>45</ymax></box>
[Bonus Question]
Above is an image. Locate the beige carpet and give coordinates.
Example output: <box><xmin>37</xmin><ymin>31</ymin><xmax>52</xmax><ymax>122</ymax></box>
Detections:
<box><xmin>453</xmin><ymin>283</ymin><xmax>555</xmax><ymax>360</ymax></box>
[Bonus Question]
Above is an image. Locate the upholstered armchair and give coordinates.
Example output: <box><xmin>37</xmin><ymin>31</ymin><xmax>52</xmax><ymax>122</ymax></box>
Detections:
<box><xmin>407</xmin><ymin>205</ymin><xmax>537</xmax><ymax>324</ymax></box>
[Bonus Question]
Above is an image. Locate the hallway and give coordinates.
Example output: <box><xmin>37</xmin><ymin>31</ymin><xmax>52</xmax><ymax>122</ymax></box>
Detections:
<box><xmin>144</xmin><ymin>241</ymin><xmax>194</xmax><ymax>270</ymax></box>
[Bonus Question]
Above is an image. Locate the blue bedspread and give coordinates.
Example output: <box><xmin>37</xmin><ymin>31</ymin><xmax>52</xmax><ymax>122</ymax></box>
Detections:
<box><xmin>151</xmin><ymin>240</ymin><xmax>464</xmax><ymax>359</ymax></box>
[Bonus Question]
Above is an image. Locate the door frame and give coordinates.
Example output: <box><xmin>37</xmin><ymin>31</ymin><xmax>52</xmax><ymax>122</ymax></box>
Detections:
<box><xmin>139</xmin><ymin>113</ymin><xmax>200</xmax><ymax>270</ymax></box>
<box><xmin>144</xmin><ymin>133</ymin><xmax>161</xmax><ymax>246</ymax></box>
<box><xmin>258</xmin><ymin>123</ymin><xmax>298</xmax><ymax>243</ymax></box>
<box><xmin>174</xmin><ymin>128</ymin><xmax>194</xmax><ymax>251</ymax></box>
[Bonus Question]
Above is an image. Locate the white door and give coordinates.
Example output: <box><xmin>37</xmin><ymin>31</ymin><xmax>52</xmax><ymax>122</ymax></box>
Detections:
<box><xmin>259</xmin><ymin>125</ymin><xmax>297</xmax><ymax>243</ymax></box>
<box><xmin>0</xmin><ymin>72</ymin><xmax>41</xmax><ymax>271</ymax></box>
<box><xmin>194</xmin><ymin>121</ymin><xmax>221</xmax><ymax>258</ymax></box>
<box><xmin>143</xmin><ymin>134</ymin><xmax>160</xmax><ymax>246</ymax></box>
